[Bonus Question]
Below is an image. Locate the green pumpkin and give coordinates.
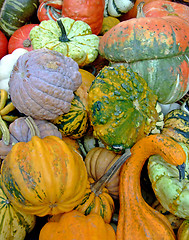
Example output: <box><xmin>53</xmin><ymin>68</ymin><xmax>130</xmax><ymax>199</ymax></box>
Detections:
<box><xmin>0</xmin><ymin>0</ymin><xmax>38</xmax><ymax>37</ymax></box>
<box><xmin>30</xmin><ymin>17</ymin><xmax>99</xmax><ymax>67</ymax></box>
<box><xmin>162</xmin><ymin>109</ymin><xmax>189</xmax><ymax>145</ymax></box>
<box><xmin>148</xmin><ymin>142</ymin><xmax>189</xmax><ymax>219</ymax></box>
<box><xmin>0</xmin><ymin>175</ymin><xmax>36</xmax><ymax>239</ymax></box>
<box><xmin>88</xmin><ymin>65</ymin><xmax>158</xmax><ymax>152</ymax></box>
<box><xmin>52</xmin><ymin>94</ymin><xmax>89</xmax><ymax>139</ymax></box>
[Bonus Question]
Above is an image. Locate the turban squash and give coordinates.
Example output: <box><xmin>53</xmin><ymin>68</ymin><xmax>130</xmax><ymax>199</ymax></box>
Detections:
<box><xmin>0</xmin><ymin>135</ymin><xmax>88</xmax><ymax>216</ymax></box>
<box><xmin>99</xmin><ymin>13</ymin><xmax>189</xmax><ymax>104</ymax></box>
<box><xmin>88</xmin><ymin>65</ymin><xmax>158</xmax><ymax>152</ymax></box>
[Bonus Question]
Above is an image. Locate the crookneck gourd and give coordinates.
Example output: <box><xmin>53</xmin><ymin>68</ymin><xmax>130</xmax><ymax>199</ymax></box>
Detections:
<box><xmin>1</xmin><ymin>135</ymin><xmax>88</xmax><ymax>216</ymax></box>
<box><xmin>98</xmin><ymin>4</ymin><xmax>189</xmax><ymax>104</ymax></box>
<box><xmin>29</xmin><ymin>17</ymin><xmax>99</xmax><ymax>66</ymax></box>
<box><xmin>9</xmin><ymin>48</ymin><xmax>82</xmax><ymax>120</ymax></box>
<box><xmin>117</xmin><ymin>134</ymin><xmax>186</xmax><ymax>240</ymax></box>
<box><xmin>88</xmin><ymin>65</ymin><xmax>159</xmax><ymax>152</ymax></box>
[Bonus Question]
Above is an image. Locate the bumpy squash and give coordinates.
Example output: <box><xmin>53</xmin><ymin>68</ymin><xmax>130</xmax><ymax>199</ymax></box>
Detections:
<box><xmin>1</xmin><ymin>136</ymin><xmax>88</xmax><ymax>216</ymax></box>
<box><xmin>0</xmin><ymin>175</ymin><xmax>36</xmax><ymax>239</ymax></box>
<box><xmin>88</xmin><ymin>65</ymin><xmax>158</xmax><ymax>152</ymax></box>
<box><xmin>39</xmin><ymin>210</ymin><xmax>116</xmax><ymax>240</ymax></box>
<box><xmin>30</xmin><ymin>17</ymin><xmax>99</xmax><ymax>67</ymax></box>
<box><xmin>161</xmin><ymin>109</ymin><xmax>189</xmax><ymax>144</ymax></box>
<box><xmin>117</xmin><ymin>134</ymin><xmax>186</xmax><ymax>240</ymax></box>
<box><xmin>9</xmin><ymin>48</ymin><xmax>82</xmax><ymax>120</ymax></box>
<box><xmin>99</xmin><ymin>10</ymin><xmax>189</xmax><ymax>104</ymax></box>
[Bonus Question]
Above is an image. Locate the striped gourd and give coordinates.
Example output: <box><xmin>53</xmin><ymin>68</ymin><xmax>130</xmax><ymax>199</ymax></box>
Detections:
<box><xmin>0</xmin><ymin>175</ymin><xmax>36</xmax><ymax>239</ymax></box>
<box><xmin>104</xmin><ymin>0</ymin><xmax>135</xmax><ymax>17</ymax></box>
<box><xmin>52</xmin><ymin>94</ymin><xmax>89</xmax><ymax>139</ymax></box>
<box><xmin>0</xmin><ymin>0</ymin><xmax>38</xmax><ymax>37</ymax></box>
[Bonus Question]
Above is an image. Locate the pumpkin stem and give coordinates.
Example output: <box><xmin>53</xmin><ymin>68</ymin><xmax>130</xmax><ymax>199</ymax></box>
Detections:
<box><xmin>23</xmin><ymin>39</ymin><xmax>31</xmax><ymax>48</ymax></box>
<box><xmin>24</xmin><ymin>116</ymin><xmax>41</xmax><ymax>138</ymax></box>
<box><xmin>136</xmin><ymin>1</ymin><xmax>146</xmax><ymax>18</ymax></box>
<box><xmin>176</xmin><ymin>163</ymin><xmax>186</xmax><ymax>181</ymax></box>
<box><xmin>57</xmin><ymin>19</ymin><xmax>70</xmax><ymax>42</ymax></box>
<box><xmin>0</xmin><ymin>115</ymin><xmax>10</xmax><ymax>145</ymax></box>
<box><xmin>91</xmin><ymin>148</ymin><xmax>131</xmax><ymax>196</ymax></box>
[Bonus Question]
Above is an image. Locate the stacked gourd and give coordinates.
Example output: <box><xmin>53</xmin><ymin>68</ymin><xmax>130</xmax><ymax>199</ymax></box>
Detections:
<box><xmin>0</xmin><ymin>0</ymin><xmax>189</xmax><ymax>239</ymax></box>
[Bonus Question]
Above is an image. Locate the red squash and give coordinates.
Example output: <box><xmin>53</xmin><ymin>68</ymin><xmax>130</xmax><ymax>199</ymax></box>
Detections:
<box><xmin>0</xmin><ymin>30</ymin><xmax>8</xmax><ymax>59</ymax></box>
<box><xmin>61</xmin><ymin>0</ymin><xmax>105</xmax><ymax>35</ymax></box>
<box><xmin>39</xmin><ymin>0</ymin><xmax>62</xmax><ymax>9</ymax></box>
<box><xmin>8</xmin><ymin>24</ymin><xmax>39</xmax><ymax>54</ymax></box>
<box><xmin>37</xmin><ymin>2</ymin><xmax>62</xmax><ymax>22</ymax></box>
<box><xmin>143</xmin><ymin>0</ymin><xmax>189</xmax><ymax>22</ymax></box>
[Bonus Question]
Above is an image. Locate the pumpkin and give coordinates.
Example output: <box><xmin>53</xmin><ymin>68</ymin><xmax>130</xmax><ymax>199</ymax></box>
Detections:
<box><xmin>37</xmin><ymin>2</ymin><xmax>62</xmax><ymax>22</ymax></box>
<box><xmin>39</xmin><ymin>210</ymin><xmax>116</xmax><ymax>240</ymax></box>
<box><xmin>0</xmin><ymin>116</ymin><xmax>62</xmax><ymax>159</ymax></box>
<box><xmin>9</xmin><ymin>48</ymin><xmax>82</xmax><ymax>120</ymax></box>
<box><xmin>0</xmin><ymin>89</ymin><xmax>19</xmax><ymax>146</ymax></box>
<box><xmin>99</xmin><ymin>7</ymin><xmax>189</xmax><ymax>104</ymax></box>
<box><xmin>104</xmin><ymin>0</ymin><xmax>135</xmax><ymax>17</ymax></box>
<box><xmin>30</xmin><ymin>17</ymin><xmax>99</xmax><ymax>67</ymax></box>
<box><xmin>161</xmin><ymin>109</ymin><xmax>189</xmax><ymax>145</ymax></box>
<box><xmin>100</xmin><ymin>16</ymin><xmax>120</xmax><ymax>35</ymax></box>
<box><xmin>0</xmin><ymin>0</ymin><xmax>39</xmax><ymax>37</ymax></box>
<box><xmin>52</xmin><ymin>94</ymin><xmax>89</xmax><ymax>139</ymax></box>
<box><xmin>8</xmin><ymin>24</ymin><xmax>39</xmax><ymax>54</ymax></box>
<box><xmin>116</xmin><ymin>134</ymin><xmax>186</xmax><ymax>239</ymax></box>
<box><xmin>0</xmin><ymin>175</ymin><xmax>36</xmax><ymax>239</ymax></box>
<box><xmin>84</xmin><ymin>147</ymin><xmax>122</xmax><ymax>199</ymax></box>
<box><xmin>177</xmin><ymin>219</ymin><xmax>189</xmax><ymax>240</ymax></box>
<box><xmin>88</xmin><ymin>65</ymin><xmax>158</xmax><ymax>152</ymax></box>
<box><xmin>142</xmin><ymin>0</ymin><xmax>189</xmax><ymax>22</ymax></box>
<box><xmin>1</xmin><ymin>135</ymin><xmax>88</xmax><ymax>216</ymax></box>
<box><xmin>0</xmin><ymin>48</ymin><xmax>28</xmax><ymax>92</ymax></box>
<box><xmin>61</xmin><ymin>0</ymin><xmax>105</xmax><ymax>35</ymax></box>
<box><xmin>148</xmin><ymin>142</ymin><xmax>189</xmax><ymax>219</ymax></box>
<box><xmin>0</xmin><ymin>30</ymin><xmax>8</xmax><ymax>59</ymax></box>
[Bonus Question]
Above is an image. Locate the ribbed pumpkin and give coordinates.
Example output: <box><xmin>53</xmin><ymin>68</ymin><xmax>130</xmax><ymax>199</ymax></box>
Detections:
<box><xmin>52</xmin><ymin>94</ymin><xmax>89</xmax><ymax>139</ymax></box>
<box><xmin>99</xmin><ymin>9</ymin><xmax>189</xmax><ymax>104</ymax></box>
<box><xmin>117</xmin><ymin>134</ymin><xmax>186</xmax><ymax>239</ymax></box>
<box><xmin>39</xmin><ymin>210</ymin><xmax>116</xmax><ymax>240</ymax></box>
<box><xmin>88</xmin><ymin>65</ymin><xmax>158</xmax><ymax>152</ymax></box>
<box><xmin>161</xmin><ymin>109</ymin><xmax>189</xmax><ymax>145</ymax></box>
<box><xmin>0</xmin><ymin>175</ymin><xmax>36</xmax><ymax>240</ymax></box>
<box><xmin>0</xmin><ymin>135</ymin><xmax>88</xmax><ymax>216</ymax></box>
<box><xmin>9</xmin><ymin>48</ymin><xmax>82</xmax><ymax>120</ymax></box>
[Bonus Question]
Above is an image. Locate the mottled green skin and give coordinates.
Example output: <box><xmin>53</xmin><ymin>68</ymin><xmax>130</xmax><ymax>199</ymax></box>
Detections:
<box><xmin>88</xmin><ymin>65</ymin><xmax>158</xmax><ymax>152</ymax></box>
<box><xmin>99</xmin><ymin>16</ymin><xmax>189</xmax><ymax>104</ymax></box>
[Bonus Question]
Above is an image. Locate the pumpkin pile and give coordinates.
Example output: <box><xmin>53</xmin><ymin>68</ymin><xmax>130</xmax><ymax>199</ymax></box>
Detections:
<box><xmin>0</xmin><ymin>0</ymin><xmax>189</xmax><ymax>239</ymax></box>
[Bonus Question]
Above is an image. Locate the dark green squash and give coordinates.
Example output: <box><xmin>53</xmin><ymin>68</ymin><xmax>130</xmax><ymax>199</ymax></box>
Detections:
<box><xmin>88</xmin><ymin>65</ymin><xmax>159</xmax><ymax>152</ymax></box>
<box><xmin>0</xmin><ymin>0</ymin><xmax>39</xmax><ymax>37</ymax></box>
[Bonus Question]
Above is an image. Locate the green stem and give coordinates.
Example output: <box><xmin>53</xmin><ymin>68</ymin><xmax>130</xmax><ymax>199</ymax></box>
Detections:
<box><xmin>24</xmin><ymin>116</ymin><xmax>41</xmax><ymax>138</ymax></box>
<box><xmin>57</xmin><ymin>19</ymin><xmax>70</xmax><ymax>42</ymax></box>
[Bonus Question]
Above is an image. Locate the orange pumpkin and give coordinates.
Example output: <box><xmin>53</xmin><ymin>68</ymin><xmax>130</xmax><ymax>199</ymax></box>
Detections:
<box><xmin>1</xmin><ymin>136</ymin><xmax>88</xmax><ymax>216</ymax></box>
<box><xmin>61</xmin><ymin>0</ymin><xmax>105</xmax><ymax>35</ymax></box>
<box><xmin>116</xmin><ymin>134</ymin><xmax>186</xmax><ymax>239</ymax></box>
<box><xmin>39</xmin><ymin>210</ymin><xmax>116</xmax><ymax>240</ymax></box>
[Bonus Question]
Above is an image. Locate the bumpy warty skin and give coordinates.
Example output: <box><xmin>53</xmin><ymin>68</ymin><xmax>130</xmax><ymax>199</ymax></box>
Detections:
<box><xmin>9</xmin><ymin>49</ymin><xmax>82</xmax><ymax>120</ymax></box>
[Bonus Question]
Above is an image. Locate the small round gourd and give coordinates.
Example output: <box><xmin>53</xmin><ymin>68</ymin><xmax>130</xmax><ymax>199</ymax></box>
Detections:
<box><xmin>9</xmin><ymin>48</ymin><xmax>82</xmax><ymax>120</ymax></box>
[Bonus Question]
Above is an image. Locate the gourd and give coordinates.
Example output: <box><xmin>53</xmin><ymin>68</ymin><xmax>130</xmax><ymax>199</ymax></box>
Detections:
<box><xmin>116</xmin><ymin>134</ymin><xmax>186</xmax><ymax>239</ymax></box>
<box><xmin>177</xmin><ymin>219</ymin><xmax>189</xmax><ymax>240</ymax></box>
<box><xmin>9</xmin><ymin>48</ymin><xmax>82</xmax><ymax>120</ymax></box>
<box><xmin>37</xmin><ymin>2</ymin><xmax>62</xmax><ymax>22</ymax></box>
<box><xmin>29</xmin><ymin>17</ymin><xmax>99</xmax><ymax>67</ymax></box>
<box><xmin>99</xmin><ymin>5</ymin><xmax>189</xmax><ymax>104</ymax></box>
<box><xmin>161</xmin><ymin>109</ymin><xmax>189</xmax><ymax>145</ymax></box>
<box><xmin>88</xmin><ymin>65</ymin><xmax>158</xmax><ymax>152</ymax></box>
<box><xmin>104</xmin><ymin>0</ymin><xmax>135</xmax><ymax>17</ymax></box>
<box><xmin>61</xmin><ymin>0</ymin><xmax>105</xmax><ymax>35</ymax></box>
<box><xmin>8</xmin><ymin>24</ymin><xmax>39</xmax><ymax>54</ymax></box>
<box><xmin>100</xmin><ymin>16</ymin><xmax>120</xmax><ymax>35</ymax></box>
<box><xmin>39</xmin><ymin>210</ymin><xmax>116</xmax><ymax>240</ymax></box>
<box><xmin>0</xmin><ymin>135</ymin><xmax>88</xmax><ymax>216</ymax></box>
<box><xmin>0</xmin><ymin>30</ymin><xmax>8</xmax><ymax>59</ymax></box>
<box><xmin>0</xmin><ymin>116</ymin><xmax>62</xmax><ymax>159</ymax></box>
<box><xmin>0</xmin><ymin>175</ymin><xmax>36</xmax><ymax>240</ymax></box>
<box><xmin>0</xmin><ymin>48</ymin><xmax>28</xmax><ymax>92</ymax></box>
<box><xmin>148</xmin><ymin>142</ymin><xmax>189</xmax><ymax>219</ymax></box>
<box><xmin>0</xmin><ymin>0</ymin><xmax>39</xmax><ymax>37</ymax></box>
